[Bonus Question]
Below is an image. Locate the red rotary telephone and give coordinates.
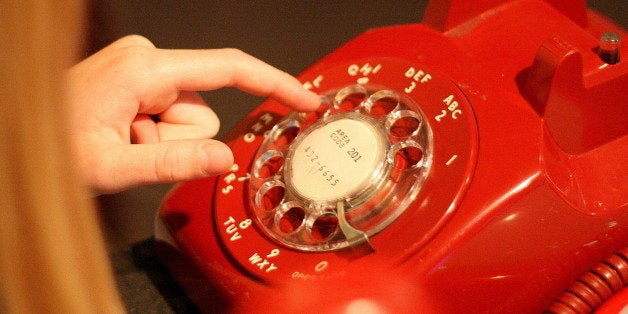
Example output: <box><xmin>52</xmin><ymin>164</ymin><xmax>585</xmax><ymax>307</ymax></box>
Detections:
<box><xmin>156</xmin><ymin>0</ymin><xmax>627</xmax><ymax>312</ymax></box>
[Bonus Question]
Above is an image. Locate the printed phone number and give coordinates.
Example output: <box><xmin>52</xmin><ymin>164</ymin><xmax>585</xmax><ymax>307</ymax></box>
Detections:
<box><xmin>303</xmin><ymin>146</ymin><xmax>339</xmax><ymax>187</ymax></box>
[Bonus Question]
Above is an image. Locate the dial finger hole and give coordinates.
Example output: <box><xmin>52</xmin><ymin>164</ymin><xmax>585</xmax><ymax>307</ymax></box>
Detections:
<box><xmin>270</xmin><ymin>119</ymin><xmax>301</xmax><ymax>148</ymax></box>
<box><xmin>253</xmin><ymin>150</ymin><xmax>284</xmax><ymax>179</ymax></box>
<box><xmin>276</xmin><ymin>126</ymin><xmax>299</xmax><ymax>147</ymax></box>
<box><xmin>255</xmin><ymin>180</ymin><xmax>286</xmax><ymax>212</ymax></box>
<box><xmin>276</xmin><ymin>202</ymin><xmax>306</xmax><ymax>234</ymax></box>
<box><xmin>364</xmin><ymin>90</ymin><xmax>399</xmax><ymax>117</ymax></box>
<box><xmin>334</xmin><ymin>85</ymin><xmax>367</xmax><ymax>112</ymax></box>
<box><xmin>388</xmin><ymin>140</ymin><xmax>424</xmax><ymax>170</ymax></box>
<box><xmin>309</xmin><ymin>212</ymin><xmax>339</xmax><ymax>241</ymax></box>
<box><xmin>386</xmin><ymin>110</ymin><xmax>422</xmax><ymax>138</ymax></box>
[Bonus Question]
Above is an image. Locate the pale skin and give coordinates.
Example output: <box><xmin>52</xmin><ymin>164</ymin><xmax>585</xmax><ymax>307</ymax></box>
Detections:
<box><xmin>67</xmin><ymin>35</ymin><xmax>320</xmax><ymax>195</ymax></box>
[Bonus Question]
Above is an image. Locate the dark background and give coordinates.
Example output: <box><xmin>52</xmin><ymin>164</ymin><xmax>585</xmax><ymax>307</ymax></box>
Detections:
<box><xmin>88</xmin><ymin>1</ymin><xmax>625</xmax><ymax>312</ymax></box>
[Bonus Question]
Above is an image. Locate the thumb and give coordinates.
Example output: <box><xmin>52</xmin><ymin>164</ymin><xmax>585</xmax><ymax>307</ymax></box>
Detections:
<box><xmin>101</xmin><ymin>139</ymin><xmax>233</xmax><ymax>193</ymax></box>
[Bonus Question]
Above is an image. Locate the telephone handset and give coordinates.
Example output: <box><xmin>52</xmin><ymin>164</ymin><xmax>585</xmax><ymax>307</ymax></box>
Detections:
<box><xmin>157</xmin><ymin>1</ymin><xmax>627</xmax><ymax>312</ymax></box>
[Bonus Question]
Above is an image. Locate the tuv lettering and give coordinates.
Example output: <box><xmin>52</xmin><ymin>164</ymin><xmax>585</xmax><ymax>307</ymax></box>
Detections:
<box><xmin>223</xmin><ymin>216</ymin><xmax>252</xmax><ymax>241</ymax></box>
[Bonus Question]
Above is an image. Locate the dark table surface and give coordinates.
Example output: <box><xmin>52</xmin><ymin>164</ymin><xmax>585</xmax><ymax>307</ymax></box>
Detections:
<box><xmin>93</xmin><ymin>1</ymin><xmax>626</xmax><ymax>312</ymax></box>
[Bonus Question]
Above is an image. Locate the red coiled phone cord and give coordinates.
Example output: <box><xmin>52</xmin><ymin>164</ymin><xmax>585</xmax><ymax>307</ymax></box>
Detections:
<box><xmin>545</xmin><ymin>248</ymin><xmax>627</xmax><ymax>314</ymax></box>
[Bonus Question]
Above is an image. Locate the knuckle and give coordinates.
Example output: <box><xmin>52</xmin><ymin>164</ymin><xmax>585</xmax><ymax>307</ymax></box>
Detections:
<box><xmin>217</xmin><ymin>48</ymin><xmax>251</xmax><ymax>86</ymax></box>
<box><xmin>154</xmin><ymin>144</ymin><xmax>182</xmax><ymax>182</ymax></box>
<box><xmin>114</xmin><ymin>45</ymin><xmax>152</xmax><ymax>68</ymax></box>
<box><xmin>105</xmin><ymin>42</ymin><xmax>158</xmax><ymax>88</ymax></box>
<box><xmin>114</xmin><ymin>34</ymin><xmax>155</xmax><ymax>48</ymax></box>
<box><xmin>107</xmin><ymin>36</ymin><xmax>156</xmax><ymax>72</ymax></box>
<box><xmin>221</xmin><ymin>47</ymin><xmax>247</xmax><ymax>58</ymax></box>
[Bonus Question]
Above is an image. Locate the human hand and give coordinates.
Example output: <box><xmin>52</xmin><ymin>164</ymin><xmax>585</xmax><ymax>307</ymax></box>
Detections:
<box><xmin>66</xmin><ymin>35</ymin><xmax>319</xmax><ymax>195</ymax></box>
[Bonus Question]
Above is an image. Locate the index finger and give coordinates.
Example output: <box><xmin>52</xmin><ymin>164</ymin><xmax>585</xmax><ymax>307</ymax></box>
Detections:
<box><xmin>149</xmin><ymin>48</ymin><xmax>321</xmax><ymax>111</ymax></box>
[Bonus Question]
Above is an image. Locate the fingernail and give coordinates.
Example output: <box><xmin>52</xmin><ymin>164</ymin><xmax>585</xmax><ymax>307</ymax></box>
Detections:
<box><xmin>303</xmin><ymin>90</ymin><xmax>322</xmax><ymax>110</ymax></box>
<box><xmin>200</xmin><ymin>143</ymin><xmax>234</xmax><ymax>175</ymax></box>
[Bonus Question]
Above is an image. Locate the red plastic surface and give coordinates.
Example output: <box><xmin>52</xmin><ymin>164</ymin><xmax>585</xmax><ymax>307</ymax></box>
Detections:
<box><xmin>157</xmin><ymin>0</ymin><xmax>627</xmax><ymax>312</ymax></box>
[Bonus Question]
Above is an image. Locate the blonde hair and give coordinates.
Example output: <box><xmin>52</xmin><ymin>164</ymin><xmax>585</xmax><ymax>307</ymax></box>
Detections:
<box><xmin>0</xmin><ymin>1</ymin><xmax>123</xmax><ymax>312</ymax></box>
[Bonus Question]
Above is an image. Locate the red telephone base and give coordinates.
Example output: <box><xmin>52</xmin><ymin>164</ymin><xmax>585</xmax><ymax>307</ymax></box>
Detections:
<box><xmin>157</xmin><ymin>1</ymin><xmax>627</xmax><ymax>312</ymax></box>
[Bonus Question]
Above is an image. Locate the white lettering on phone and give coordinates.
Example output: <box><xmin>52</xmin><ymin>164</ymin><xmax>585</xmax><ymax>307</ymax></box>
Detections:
<box><xmin>435</xmin><ymin>94</ymin><xmax>463</xmax><ymax>122</ymax></box>
<box><xmin>223</xmin><ymin>216</ymin><xmax>252</xmax><ymax>241</ymax></box>
<box><xmin>348</xmin><ymin>63</ymin><xmax>382</xmax><ymax>85</ymax></box>
<box><xmin>221</xmin><ymin>163</ymin><xmax>241</xmax><ymax>194</ymax></box>
<box><xmin>404</xmin><ymin>67</ymin><xmax>432</xmax><ymax>93</ymax></box>
<box><xmin>314</xmin><ymin>261</ymin><xmax>329</xmax><ymax>273</ymax></box>
<box><xmin>446</xmin><ymin>154</ymin><xmax>458</xmax><ymax>166</ymax></box>
<box><xmin>243</xmin><ymin>133</ymin><xmax>255</xmax><ymax>143</ymax></box>
<box><xmin>243</xmin><ymin>112</ymin><xmax>275</xmax><ymax>144</ymax></box>
<box><xmin>249</xmin><ymin>252</ymin><xmax>278</xmax><ymax>273</ymax></box>
<box><xmin>303</xmin><ymin>75</ymin><xmax>324</xmax><ymax>90</ymax></box>
<box><xmin>267</xmin><ymin>249</ymin><xmax>280</xmax><ymax>258</ymax></box>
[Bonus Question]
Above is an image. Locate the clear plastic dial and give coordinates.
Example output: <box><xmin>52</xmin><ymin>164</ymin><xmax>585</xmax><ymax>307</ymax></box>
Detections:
<box><xmin>248</xmin><ymin>85</ymin><xmax>433</xmax><ymax>251</ymax></box>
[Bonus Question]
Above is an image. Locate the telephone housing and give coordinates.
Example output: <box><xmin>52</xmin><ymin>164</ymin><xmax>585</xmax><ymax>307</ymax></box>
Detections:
<box><xmin>156</xmin><ymin>0</ymin><xmax>627</xmax><ymax>312</ymax></box>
